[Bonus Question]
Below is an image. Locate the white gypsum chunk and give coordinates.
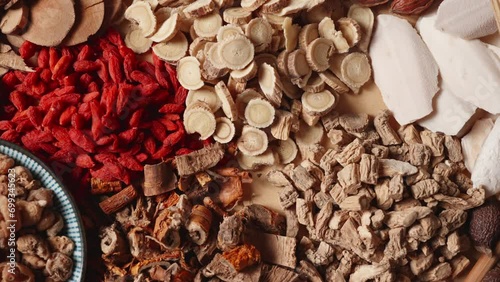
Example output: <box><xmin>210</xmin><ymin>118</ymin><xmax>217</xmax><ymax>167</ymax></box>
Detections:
<box><xmin>369</xmin><ymin>14</ymin><xmax>439</xmax><ymax>125</ymax></box>
<box><xmin>461</xmin><ymin>118</ymin><xmax>495</xmax><ymax>172</ymax></box>
<box><xmin>416</xmin><ymin>12</ymin><xmax>500</xmax><ymax>115</ymax></box>
<box><xmin>471</xmin><ymin>118</ymin><xmax>500</xmax><ymax>197</ymax></box>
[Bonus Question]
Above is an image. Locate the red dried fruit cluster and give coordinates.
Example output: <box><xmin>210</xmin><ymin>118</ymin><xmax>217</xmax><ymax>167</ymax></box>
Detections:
<box><xmin>0</xmin><ymin>29</ymin><xmax>206</xmax><ymax>191</ymax></box>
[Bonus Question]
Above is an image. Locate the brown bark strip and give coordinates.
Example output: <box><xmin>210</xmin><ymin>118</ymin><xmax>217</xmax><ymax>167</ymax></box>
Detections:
<box><xmin>99</xmin><ymin>185</ymin><xmax>138</xmax><ymax>214</ymax></box>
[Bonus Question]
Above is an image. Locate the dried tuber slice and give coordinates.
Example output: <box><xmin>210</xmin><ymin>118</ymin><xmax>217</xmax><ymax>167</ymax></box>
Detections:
<box><xmin>217</xmin><ymin>24</ymin><xmax>244</xmax><ymax>42</ymax></box>
<box><xmin>348</xmin><ymin>4</ymin><xmax>374</xmax><ymax>52</ymax></box>
<box><xmin>337</xmin><ymin>17</ymin><xmax>362</xmax><ymax>48</ymax></box>
<box><xmin>0</xmin><ymin>2</ymin><xmax>28</xmax><ymax>35</ymax></box>
<box><xmin>213</xmin><ymin>117</ymin><xmax>236</xmax><ymax>144</ymax></box>
<box><xmin>258</xmin><ymin>62</ymin><xmax>283</xmax><ymax>107</ymax></box>
<box><xmin>223</xmin><ymin>7</ymin><xmax>252</xmax><ymax>25</ymax></box>
<box><xmin>245</xmin><ymin>98</ymin><xmax>275</xmax><ymax>128</ymax></box>
<box><xmin>186</xmin><ymin>85</ymin><xmax>222</xmax><ymax>112</ymax></box>
<box><xmin>301</xmin><ymin>90</ymin><xmax>336</xmax><ymax>116</ymax></box>
<box><xmin>318</xmin><ymin>17</ymin><xmax>350</xmax><ymax>53</ymax></box>
<box><xmin>152</xmin><ymin>31</ymin><xmax>188</xmax><ymax>62</ymax></box>
<box><xmin>306</xmin><ymin>38</ymin><xmax>335</xmax><ymax>72</ymax></box>
<box><xmin>194</xmin><ymin>12</ymin><xmax>223</xmax><ymax>39</ymax></box>
<box><xmin>63</xmin><ymin>0</ymin><xmax>105</xmax><ymax>46</ymax></box>
<box><xmin>218</xmin><ymin>35</ymin><xmax>255</xmax><ymax>70</ymax></box>
<box><xmin>215</xmin><ymin>81</ymin><xmax>238</xmax><ymax>121</ymax></box>
<box><xmin>183</xmin><ymin>103</ymin><xmax>217</xmax><ymax>140</ymax></box>
<box><xmin>276</xmin><ymin>138</ymin><xmax>298</xmax><ymax>164</ymax></box>
<box><xmin>237</xmin><ymin>125</ymin><xmax>268</xmax><ymax>156</ymax></box>
<box><xmin>298</xmin><ymin>23</ymin><xmax>319</xmax><ymax>49</ymax></box>
<box><xmin>340</xmin><ymin>52</ymin><xmax>371</xmax><ymax>93</ymax></box>
<box><xmin>245</xmin><ymin>18</ymin><xmax>273</xmax><ymax>52</ymax></box>
<box><xmin>184</xmin><ymin>0</ymin><xmax>216</xmax><ymax>18</ymax></box>
<box><xmin>177</xmin><ymin>56</ymin><xmax>204</xmax><ymax>90</ymax></box>
<box><xmin>318</xmin><ymin>70</ymin><xmax>350</xmax><ymax>94</ymax></box>
<box><xmin>125</xmin><ymin>25</ymin><xmax>153</xmax><ymax>54</ymax></box>
<box><xmin>149</xmin><ymin>13</ymin><xmax>180</xmax><ymax>43</ymax></box>
<box><xmin>282</xmin><ymin>17</ymin><xmax>300</xmax><ymax>51</ymax></box>
<box><xmin>124</xmin><ymin>1</ymin><xmax>156</xmax><ymax>37</ymax></box>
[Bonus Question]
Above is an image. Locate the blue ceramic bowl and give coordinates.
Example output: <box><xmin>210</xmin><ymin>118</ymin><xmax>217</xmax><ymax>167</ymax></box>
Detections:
<box><xmin>0</xmin><ymin>140</ymin><xmax>86</xmax><ymax>282</ymax></box>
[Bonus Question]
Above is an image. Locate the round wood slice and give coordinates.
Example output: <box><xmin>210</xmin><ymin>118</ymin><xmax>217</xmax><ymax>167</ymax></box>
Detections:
<box><xmin>63</xmin><ymin>0</ymin><xmax>105</xmax><ymax>46</ymax></box>
<box><xmin>22</xmin><ymin>0</ymin><xmax>76</xmax><ymax>47</ymax></box>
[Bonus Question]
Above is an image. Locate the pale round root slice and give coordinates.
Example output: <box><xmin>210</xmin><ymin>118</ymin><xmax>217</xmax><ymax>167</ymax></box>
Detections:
<box><xmin>125</xmin><ymin>1</ymin><xmax>156</xmax><ymax>37</ymax></box>
<box><xmin>281</xmin><ymin>76</ymin><xmax>302</xmax><ymax>99</ymax></box>
<box><xmin>276</xmin><ymin>138</ymin><xmax>298</xmax><ymax>164</ymax></box>
<box><xmin>237</xmin><ymin>126</ymin><xmax>269</xmax><ymax>156</ymax></box>
<box><xmin>301</xmin><ymin>89</ymin><xmax>336</xmax><ymax>116</ymax></box>
<box><xmin>261</xmin><ymin>13</ymin><xmax>287</xmax><ymax>30</ymax></box>
<box><xmin>287</xmin><ymin>49</ymin><xmax>311</xmax><ymax>78</ymax></box>
<box><xmin>318</xmin><ymin>17</ymin><xmax>350</xmax><ymax>53</ymax></box>
<box><xmin>215</xmin><ymin>81</ymin><xmax>238</xmax><ymax>121</ymax></box>
<box><xmin>184</xmin><ymin>106</ymin><xmax>217</xmax><ymax>140</ymax></box>
<box><xmin>217</xmin><ymin>35</ymin><xmax>254</xmax><ymax>70</ymax></box>
<box><xmin>177</xmin><ymin>56</ymin><xmax>204</xmax><ymax>90</ymax></box>
<box><xmin>340</xmin><ymin>52</ymin><xmax>371</xmax><ymax>93</ymax></box>
<box><xmin>230</xmin><ymin>61</ymin><xmax>257</xmax><ymax>82</ymax></box>
<box><xmin>206</xmin><ymin>42</ymin><xmax>229</xmax><ymax>70</ymax></box>
<box><xmin>241</xmin><ymin>0</ymin><xmax>268</xmax><ymax>11</ymax></box>
<box><xmin>189</xmin><ymin>37</ymin><xmax>210</xmax><ymax>57</ymax></box>
<box><xmin>213</xmin><ymin>117</ymin><xmax>236</xmax><ymax>144</ymax></box>
<box><xmin>227</xmin><ymin>76</ymin><xmax>246</xmax><ymax>94</ymax></box>
<box><xmin>236</xmin><ymin>89</ymin><xmax>263</xmax><ymax>119</ymax></box>
<box><xmin>216</xmin><ymin>24</ymin><xmax>244</xmax><ymax>42</ymax></box>
<box><xmin>237</xmin><ymin>149</ymin><xmax>276</xmax><ymax>170</ymax></box>
<box><xmin>306</xmin><ymin>37</ymin><xmax>335</xmax><ymax>72</ymax></box>
<box><xmin>152</xmin><ymin>31</ymin><xmax>188</xmax><ymax>62</ymax></box>
<box><xmin>298</xmin><ymin>23</ymin><xmax>319</xmax><ymax>50</ymax></box>
<box><xmin>202</xmin><ymin>56</ymin><xmax>230</xmax><ymax>81</ymax></box>
<box><xmin>125</xmin><ymin>26</ymin><xmax>153</xmax><ymax>54</ymax></box>
<box><xmin>245</xmin><ymin>98</ymin><xmax>276</xmax><ymax>128</ymax></box>
<box><xmin>318</xmin><ymin>70</ymin><xmax>350</xmax><ymax>94</ymax></box>
<box><xmin>303</xmin><ymin>72</ymin><xmax>325</xmax><ymax>93</ymax></box>
<box><xmin>337</xmin><ymin>17</ymin><xmax>362</xmax><ymax>48</ymax></box>
<box><xmin>261</xmin><ymin>0</ymin><xmax>290</xmax><ymax>13</ymax></box>
<box><xmin>186</xmin><ymin>85</ymin><xmax>222</xmax><ymax>112</ymax></box>
<box><xmin>277</xmin><ymin>50</ymin><xmax>290</xmax><ymax>77</ymax></box>
<box><xmin>22</xmin><ymin>0</ymin><xmax>75</xmax><ymax>47</ymax></box>
<box><xmin>223</xmin><ymin>7</ymin><xmax>252</xmax><ymax>25</ymax></box>
<box><xmin>0</xmin><ymin>3</ymin><xmax>28</xmax><ymax>35</ymax></box>
<box><xmin>245</xmin><ymin>18</ymin><xmax>273</xmax><ymax>52</ymax></box>
<box><xmin>295</xmin><ymin>120</ymin><xmax>325</xmax><ymax>145</ymax></box>
<box><xmin>258</xmin><ymin>62</ymin><xmax>283</xmax><ymax>107</ymax></box>
<box><xmin>255</xmin><ymin>53</ymin><xmax>278</xmax><ymax>68</ymax></box>
<box><xmin>193</xmin><ymin>13</ymin><xmax>223</xmax><ymax>39</ymax></box>
<box><xmin>347</xmin><ymin>4</ymin><xmax>373</xmax><ymax>53</ymax></box>
<box><xmin>183</xmin><ymin>0</ymin><xmax>215</xmax><ymax>18</ymax></box>
<box><xmin>282</xmin><ymin>17</ymin><xmax>300</xmax><ymax>51</ymax></box>
<box><xmin>149</xmin><ymin>13</ymin><xmax>180</xmax><ymax>43</ymax></box>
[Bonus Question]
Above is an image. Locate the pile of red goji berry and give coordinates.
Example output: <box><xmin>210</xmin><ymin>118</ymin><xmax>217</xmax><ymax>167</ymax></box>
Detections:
<box><xmin>0</xmin><ymin>29</ymin><xmax>206</xmax><ymax>190</ymax></box>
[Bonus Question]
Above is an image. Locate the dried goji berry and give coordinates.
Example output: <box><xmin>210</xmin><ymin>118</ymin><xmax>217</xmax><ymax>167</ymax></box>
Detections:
<box><xmin>163</xmin><ymin>130</ymin><xmax>184</xmax><ymax>147</ymax></box>
<box><xmin>152</xmin><ymin>145</ymin><xmax>173</xmax><ymax>160</ymax></box>
<box><xmin>79</xmin><ymin>73</ymin><xmax>93</xmax><ymax>85</ymax></box>
<box><xmin>51</xmin><ymin>126</ymin><xmax>72</xmax><ymax>144</ymax></box>
<box><xmin>90</xmin><ymin>100</ymin><xmax>104</xmax><ymax>140</ymax></box>
<box><xmin>0</xmin><ymin>130</ymin><xmax>19</xmax><ymax>142</ymax></box>
<box><xmin>116</xmin><ymin>83</ymin><xmax>133</xmax><ymax>115</ymax></box>
<box><xmin>61</xmin><ymin>73</ymin><xmax>78</xmax><ymax>87</ymax></box>
<box><xmin>118</xmin><ymin>154</ymin><xmax>142</xmax><ymax>171</ymax></box>
<box><xmin>96</xmin><ymin>59</ymin><xmax>110</xmax><ymax>83</ymax></box>
<box><xmin>69</xmin><ymin>128</ymin><xmax>95</xmax><ymax>152</ymax></box>
<box><xmin>174</xmin><ymin>87</ymin><xmax>188</xmax><ymax>105</ymax></box>
<box><xmin>163</xmin><ymin>114</ymin><xmax>181</xmax><ymax>121</ymax></box>
<box><xmin>74</xmin><ymin>60</ymin><xmax>100</xmax><ymax>72</ymax></box>
<box><xmin>106</xmin><ymin>29</ymin><xmax>125</xmax><ymax>47</ymax></box>
<box><xmin>101</xmin><ymin>112</ymin><xmax>120</xmax><ymax>131</ymax></box>
<box><xmin>71</xmin><ymin>113</ymin><xmax>85</xmax><ymax>130</ymax></box>
<box><xmin>138</xmin><ymin>61</ymin><xmax>155</xmax><ymax>77</ymax></box>
<box><xmin>1</xmin><ymin>72</ymin><xmax>20</xmax><ymax>89</ymax></box>
<box><xmin>50</xmin><ymin>150</ymin><xmax>75</xmax><ymax>163</ymax></box>
<box><xmin>59</xmin><ymin>106</ymin><xmax>77</xmax><ymax>126</ymax></box>
<box><xmin>54</xmin><ymin>86</ymin><xmax>75</xmax><ymax>96</ymax></box>
<box><xmin>14</xmin><ymin>71</ymin><xmax>26</xmax><ymax>82</ymax></box>
<box><xmin>39</xmin><ymin>143</ymin><xmax>59</xmax><ymax>155</ymax></box>
<box><xmin>165</xmin><ymin>63</ymin><xmax>180</xmax><ymax>90</ymax></box>
<box><xmin>76</xmin><ymin>154</ymin><xmax>95</xmax><ymax>168</ymax></box>
<box><xmin>118</xmin><ymin>45</ymin><xmax>135</xmax><ymax>59</ymax></box>
<box><xmin>128</xmin><ymin>109</ymin><xmax>144</xmax><ymax>127</ymax></box>
<box><xmin>149</xmin><ymin>89</ymin><xmax>170</xmax><ymax>104</ymax></box>
<box><xmin>88</xmin><ymin>82</ymin><xmax>99</xmax><ymax>93</ymax></box>
<box><xmin>158</xmin><ymin>118</ymin><xmax>178</xmax><ymax>131</ymax></box>
<box><xmin>19</xmin><ymin>41</ymin><xmax>39</xmax><ymax>60</ymax></box>
<box><xmin>16</xmin><ymin>119</ymin><xmax>34</xmax><ymax>133</ymax></box>
<box><xmin>144</xmin><ymin>136</ymin><xmax>157</xmax><ymax>156</ymax></box>
<box><xmin>153</xmin><ymin>53</ymin><xmax>171</xmax><ymax>89</ymax></box>
<box><xmin>82</xmin><ymin>91</ymin><xmax>100</xmax><ymax>103</ymax></box>
<box><xmin>118</xmin><ymin>127</ymin><xmax>138</xmax><ymax>144</ymax></box>
<box><xmin>108</xmin><ymin>54</ymin><xmax>123</xmax><ymax>83</ymax></box>
<box><xmin>42</xmin><ymin>101</ymin><xmax>64</xmax><ymax>127</ymax></box>
<box><xmin>138</xmin><ymin>83</ymin><xmax>160</xmax><ymax>96</ymax></box>
<box><xmin>0</xmin><ymin>121</ymin><xmax>14</xmax><ymax>131</ymax></box>
<box><xmin>94</xmin><ymin>153</ymin><xmax>118</xmax><ymax>164</ymax></box>
<box><xmin>37</xmin><ymin>48</ymin><xmax>50</xmax><ymax>68</ymax></box>
<box><xmin>96</xmin><ymin>135</ymin><xmax>113</xmax><ymax>146</ymax></box>
<box><xmin>159</xmin><ymin>103</ymin><xmax>185</xmax><ymax>114</ymax></box>
<box><xmin>101</xmin><ymin>84</ymin><xmax>118</xmax><ymax>114</ymax></box>
<box><xmin>9</xmin><ymin>91</ymin><xmax>29</xmax><ymax>111</ymax></box>
<box><xmin>51</xmin><ymin>55</ymin><xmax>72</xmax><ymax>80</ymax></box>
<box><xmin>30</xmin><ymin>82</ymin><xmax>47</xmax><ymax>98</ymax></box>
<box><xmin>123</xmin><ymin>53</ymin><xmax>136</xmax><ymax>81</ymax></box>
<box><xmin>40</xmin><ymin>69</ymin><xmax>52</xmax><ymax>83</ymax></box>
<box><xmin>150</xmin><ymin>121</ymin><xmax>167</xmax><ymax>142</ymax></box>
<box><xmin>23</xmin><ymin>71</ymin><xmax>40</xmax><ymax>88</ymax></box>
<box><xmin>130</xmin><ymin>70</ymin><xmax>156</xmax><ymax>85</ymax></box>
<box><xmin>136</xmin><ymin>153</ymin><xmax>148</xmax><ymax>162</ymax></box>
<box><xmin>26</xmin><ymin>106</ymin><xmax>43</xmax><ymax>129</ymax></box>
<box><xmin>49</xmin><ymin>47</ymin><xmax>59</xmax><ymax>73</ymax></box>
<box><xmin>77</xmin><ymin>45</ymin><xmax>93</xmax><ymax>61</ymax></box>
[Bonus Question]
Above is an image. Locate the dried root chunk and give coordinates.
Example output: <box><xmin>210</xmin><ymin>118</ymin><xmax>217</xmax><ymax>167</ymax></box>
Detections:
<box><xmin>337</xmin><ymin>163</ymin><xmax>361</xmax><ymax>194</ymax></box>
<box><xmin>360</xmin><ymin>154</ymin><xmax>378</xmax><ymax>185</ymax></box>
<box><xmin>276</xmin><ymin>138</ymin><xmax>298</xmax><ymax>164</ymax></box>
<box><xmin>184</xmin><ymin>0</ymin><xmax>215</xmax><ymax>18</ymax></box>
<box><xmin>258</xmin><ymin>62</ymin><xmax>283</xmax><ymax>107</ymax></box>
<box><xmin>340</xmin><ymin>52</ymin><xmax>371</xmax><ymax>93</ymax></box>
<box><xmin>125</xmin><ymin>26</ymin><xmax>153</xmax><ymax>54</ymax></box>
<box><xmin>222</xmin><ymin>244</ymin><xmax>261</xmax><ymax>271</ymax></box>
<box><xmin>237</xmin><ymin>125</ymin><xmax>268</xmax><ymax>156</ymax></box>
<box><xmin>337</xmin><ymin>17</ymin><xmax>361</xmax><ymax>48</ymax></box>
<box><xmin>303</xmin><ymin>73</ymin><xmax>325</xmax><ymax>93</ymax></box>
<box><xmin>213</xmin><ymin>117</ymin><xmax>236</xmax><ymax>144</ymax></box>
<box><xmin>318</xmin><ymin>17</ymin><xmax>350</xmax><ymax>53</ymax></box>
<box><xmin>216</xmin><ymin>24</ymin><xmax>244</xmax><ymax>42</ymax></box>
<box><xmin>237</xmin><ymin>149</ymin><xmax>276</xmax><ymax>170</ymax></box>
<box><xmin>215</xmin><ymin>81</ymin><xmax>238</xmax><ymax>121</ymax></box>
<box><xmin>245</xmin><ymin>18</ymin><xmax>273</xmax><ymax>52</ymax></box>
<box><xmin>349</xmin><ymin>263</ymin><xmax>390</xmax><ymax>282</ymax></box>
<box><xmin>231</xmin><ymin>61</ymin><xmax>257</xmax><ymax>82</ymax></box>
<box><xmin>271</xmin><ymin>110</ymin><xmax>293</xmax><ymax>140</ymax></box>
<box><xmin>335</xmin><ymin>138</ymin><xmax>365</xmax><ymax>167</ymax></box>
<box><xmin>261</xmin><ymin>0</ymin><xmax>289</xmax><ymax>13</ymax></box>
<box><xmin>236</xmin><ymin>89</ymin><xmax>263</xmax><ymax>119</ymax></box>
<box><xmin>0</xmin><ymin>3</ymin><xmax>28</xmax><ymax>35</ymax></box>
<box><xmin>348</xmin><ymin>4</ymin><xmax>374</xmax><ymax>52</ymax></box>
<box><xmin>287</xmin><ymin>48</ymin><xmax>311</xmax><ymax>78</ymax></box>
<box><xmin>419</xmin><ymin>262</ymin><xmax>452</xmax><ymax>281</ymax></box>
<box><xmin>379</xmin><ymin>159</ymin><xmax>417</xmax><ymax>177</ymax></box>
<box><xmin>301</xmin><ymin>90</ymin><xmax>336</xmax><ymax>116</ymax></box>
<box><xmin>420</xmin><ymin>130</ymin><xmax>444</xmax><ymax>157</ymax></box>
<box><xmin>223</xmin><ymin>7</ymin><xmax>252</xmax><ymax>25</ymax></box>
<box><xmin>282</xmin><ymin>17</ymin><xmax>300</xmax><ymax>51</ymax></box>
<box><xmin>125</xmin><ymin>1</ymin><xmax>156</xmax><ymax>37</ymax></box>
<box><xmin>218</xmin><ymin>35</ymin><xmax>255</xmax><ymax>70</ymax></box>
<box><xmin>245</xmin><ymin>98</ymin><xmax>275</xmax><ymax>128</ymax></box>
<box><xmin>318</xmin><ymin>70</ymin><xmax>350</xmax><ymax>94</ymax></box>
<box><xmin>298</xmin><ymin>23</ymin><xmax>319</xmax><ymax>49</ymax></box>
<box><xmin>306</xmin><ymin>38</ymin><xmax>335</xmax><ymax>72</ymax></box>
<box><xmin>149</xmin><ymin>13</ymin><xmax>180</xmax><ymax>43</ymax></box>
<box><xmin>374</xmin><ymin>110</ymin><xmax>402</xmax><ymax>146</ymax></box>
<box><xmin>183</xmin><ymin>103</ymin><xmax>216</xmax><ymax>140</ymax></box>
<box><xmin>177</xmin><ymin>56</ymin><xmax>204</xmax><ymax>90</ymax></box>
<box><xmin>152</xmin><ymin>31</ymin><xmax>188</xmax><ymax>62</ymax></box>
<box><xmin>186</xmin><ymin>86</ymin><xmax>221</xmax><ymax>112</ymax></box>
<box><xmin>338</xmin><ymin>113</ymin><xmax>369</xmax><ymax>134</ymax></box>
<box><xmin>194</xmin><ymin>12</ymin><xmax>222</xmax><ymax>39</ymax></box>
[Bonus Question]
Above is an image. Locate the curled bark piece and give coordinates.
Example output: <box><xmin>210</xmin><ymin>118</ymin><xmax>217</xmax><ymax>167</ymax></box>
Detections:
<box><xmin>175</xmin><ymin>143</ymin><xmax>225</xmax><ymax>176</ymax></box>
<box><xmin>143</xmin><ymin>162</ymin><xmax>177</xmax><ymax>197</ymax></box>
<box><xmin>99</xmin><ymin>185</ymin><xmax>138</xmax><ymax>215</ymax></box>
<box><xmin>187</xmin><ymin>205</ymin><xmax>212</xmax><ymax>245</ymax></box>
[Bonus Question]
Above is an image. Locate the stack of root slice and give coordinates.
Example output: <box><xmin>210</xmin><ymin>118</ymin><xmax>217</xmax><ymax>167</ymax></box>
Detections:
<box><xmin>121</xmin><ymin>0</ymin><xmax>375</xmax><ymax>167</ymax></box>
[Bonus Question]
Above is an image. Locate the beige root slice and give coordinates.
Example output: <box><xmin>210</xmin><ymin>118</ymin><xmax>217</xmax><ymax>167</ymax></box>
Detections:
<box><xmin>340</xmin><ymin>52</ymin><xmax>372</xmax><ymax>93</ymax></box>
<box><xmin>125</xmin><ymin>25</ymin><xmax>153</xmax><ymax>54</ymax></box>
<box><xmin>347</xmin><ymin>4</ymin><xmax>374</xmax><ymax>53</ymax></box>
<box><xmin>22</xmin><ymin>0</ymin><xmax>76</xmax><ymax>46</ymax></box>
<box><xmin>298</xmin><ymin>23</ymin><xmax>319</xmax><ymax>50</ymax></box>
<box><xmin>262</xmin><ymin>13</ymin><xmax>287</xmax><ymax>30</ymax></box>
<box><xmin>213</xmin><ymin>117</ymin><xmax>236</xmax><ymax>144</ymax></box>
<box><xmin>287</xmin><ymin>49</ymin><xmax>311</xmax><ymax>78</ymax></box>
<box><xmin>237</xmin><ymin>125</ymin><xmax>269</xmax><ymax>156</ymax></box>
<box><xmin>149</xmin><ymin>13</ymin><xmax>180</xmax><ymax>43</ymax></box>
<box><xmin>183</xmin><ymin>0</ymin><xmax>215</xmax><ymax>18</ymax></box>
<box><xmin>236</xmin><ymin>89</ymin><xmax>263</xmax><ymax>119</ymax></box>
<box><xmin>337</xmin><ymin>17</ymin><xmax>362</xmax><ymax>48</ymax></box>
<box><xmin>215</xmin><ymin>81</ymin><xmax>238</xmax><ymax>121</ymax></box>
<box><xmin>283</xmin><ymin>17</ymin><xmax>301</xmax><ymax>51</ymax></box>
<box><xmin>303</xmin><ymin>72</ymin><xmax>325</xmax><ymax>93</ymax></box>
<box><xmin>63</xmin><ymin>0</ymin><xmax>105</xmax><ymax>46</ymax></box>
<box><xmin>276</xmin><ymin>138</ymin><xmax>298</xmax><ymax>164</ymax></box>
<box><xmin>271</xmin><ymin>110</ymin><xmax>293</xmax><ymax>140</ymax></box>
<box><xmin>206</xmin><ymin>42</ymin><xmax>229</xmax><ymax>70</ymax></box>
<box><xmin>245</xmin><ymin>18</ymin><xmax>273</xmax><ymax>52</ymax></box>
<box><xmin>277</xmin><ymin>50</ymin><xmax>290</xmax><ymax>76</ymax></box>
<box><xmin>183</xmin><ymin>104</ymin><xmax>217</xmax><ymax>140</ymax></box>
<box><xmin>124</xmin><ymin>1</ymin><xmax>156</xmax><ymax>37</ymax></box>
<box><xmin>258</xmin><ymin>62</ymin><xmax>283</xmax><ymax>107</ymax></box>
<box><xmin>0</xmin><ymin>2</ymin><xmax>28</xmax><ymax>35</ymax></box>
<box><xmin>217</xmin><ymin>35</ymin><xmax>255</xmax><ymax>70</ymax></box>
<box><xmin>261</xmin><ymin>0</ymin><xmax>290</xmax><ymax>13</ymax></box>
<box><xmin>186</xmin><ymin>86</ymin><xmax>222</xmax><ymax>112</ymax></box>
<box><xmin>237</xmin><ymin>149</ymin><xmax>276</xmax><ymax>170</ymax></box>
<box><xmin>318</xmin><ymin>17</ymin><xmax>350</xmax><ymax>53</ymax></box>
<box><xmin>223</xmin><ymin>7</ymin><xmax>252</xmax><ymax>25</ymax></box>
<box><xmin>152</xmin><ymin>31</ymin><xmax>188</xmax><ymax>62</ymax></box>
<box><xmin>230</xmin><ymin>61</ymin><xmax>257</xmax><ymax>82</ymax></box>
<box><xmin>189</xmin><ymin>37</ymin><xmax>210</xmax><ymax>57</ymax></box>
<box><xmin>193</xmin><ymin>12</ymin><xmax>223</xmax><ymax>39</ymax></box>
<box><xmin>245</xmin><ymin>98</ymin><xmax>276</xmax><ymax>128</ymax></box>
<box><xmin>301</xmin><ymin>90</ymin><xmax>336</xmax><ymax>116</ymax></box>
<box><xmin>177</xmin><ymin>56</ymin><xmax>204</xmax><ymax>90</ymax></box>
<box><xmin>306</xmin><ymin>38</ymin><xmax>334</xmax><ymax>72</ymax></box>
<box><xmin>241</xmin><ymin>0</ymin><xmax>268</xmax><ymax>11</ymax></box>
<box><xmin>217</xmin><ymin>24</ymin><xmax>244</xmax><ymax>42</ymax></box>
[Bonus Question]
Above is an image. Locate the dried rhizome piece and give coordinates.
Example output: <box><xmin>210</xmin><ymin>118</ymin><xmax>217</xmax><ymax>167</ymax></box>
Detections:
<box><xmin>143</xmin><ymin>162</ymin><xmax>177</xmax><ymax>196</ymax></box>
<box><xmin>264</xmin><ymin>110</ymin><xmax>485</xmax><ymax>281</ymax></box>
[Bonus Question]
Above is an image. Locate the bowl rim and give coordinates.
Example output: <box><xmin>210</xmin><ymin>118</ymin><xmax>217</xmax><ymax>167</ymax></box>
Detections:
<box><xmin>0</xmin><ymin>139</ymin><xmax>87</xmax><ymax>282</ymax></box>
